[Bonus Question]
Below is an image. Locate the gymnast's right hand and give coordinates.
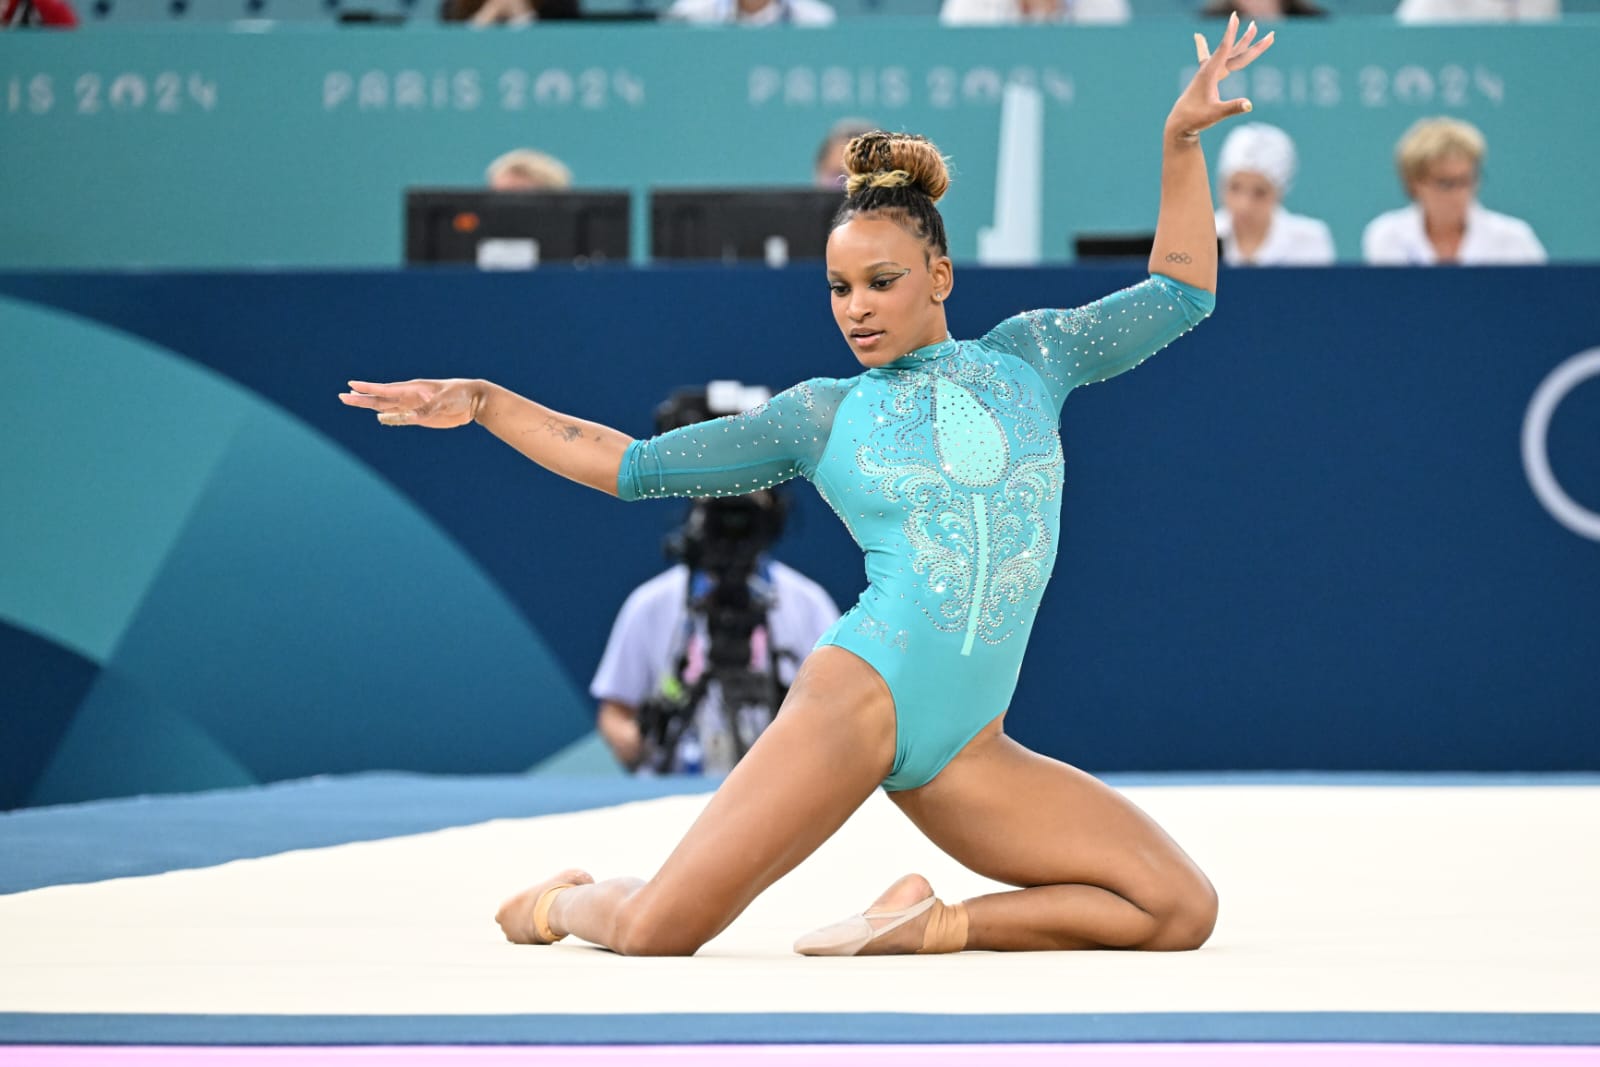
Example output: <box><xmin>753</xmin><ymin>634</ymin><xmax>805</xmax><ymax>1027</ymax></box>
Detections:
<box><xmin>339</xmin><ymin>378</ymin><xmax>482</xmax><ymax>429</ymax></box>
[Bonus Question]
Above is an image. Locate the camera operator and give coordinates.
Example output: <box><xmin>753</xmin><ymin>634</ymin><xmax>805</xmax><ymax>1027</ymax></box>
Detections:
<box><xmin>590</xmin><ymin>382</ymin><xmax>840</xmax><ymax>775</ymax></box>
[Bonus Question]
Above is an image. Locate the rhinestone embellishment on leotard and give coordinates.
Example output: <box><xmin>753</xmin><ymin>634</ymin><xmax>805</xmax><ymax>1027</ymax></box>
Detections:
<box><xmin>856</xmin><ymin>348</ymin><xmax>1063</xmax><ymax>656</ymax></box>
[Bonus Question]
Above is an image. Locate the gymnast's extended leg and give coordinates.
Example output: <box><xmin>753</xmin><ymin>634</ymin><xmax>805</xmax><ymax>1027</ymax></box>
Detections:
<box><xmin>798</xmin><ymin>714</ymin><xmax>1218</xmax><ymax>955</ymax></box>
<box><xmin>494</xmin><ymin>647</ymin><xmax>897</xmax><ymax>956</ymax></box>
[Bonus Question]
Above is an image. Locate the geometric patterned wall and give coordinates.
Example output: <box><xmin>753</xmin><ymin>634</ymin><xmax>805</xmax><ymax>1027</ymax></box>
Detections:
<box><xmin>0</xmin><ymin>297</ymin><xmax>588</xmax><ymax>809</ymax></box>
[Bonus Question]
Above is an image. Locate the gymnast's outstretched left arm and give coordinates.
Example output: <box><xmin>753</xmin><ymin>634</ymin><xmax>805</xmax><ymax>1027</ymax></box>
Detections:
<box><xmin>338</xmin><ymin>378</ymin><xmax>633</xmax><ymax>496</ymax></box>
<box><xmin>339</xmin><ymin>376</ymin><xmax>840</xmax><ymax>501</ymax></box>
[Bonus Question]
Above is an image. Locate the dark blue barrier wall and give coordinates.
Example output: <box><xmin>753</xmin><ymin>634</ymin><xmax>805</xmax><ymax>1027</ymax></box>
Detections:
<box><xmin>1</xmin><ymin>265</ymin><xmax>1596</xmax><ymax>805</ymax></box>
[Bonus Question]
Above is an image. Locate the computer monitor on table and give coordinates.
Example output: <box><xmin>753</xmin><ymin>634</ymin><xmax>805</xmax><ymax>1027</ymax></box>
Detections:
<box><xmin>1074</xmin><ymin>233</ymin><xmax>1158</xmax><ymax>261</ymax></box>
<box><xmin>404</xmin><ymin>188</ymin><xmax>631</xmax><ymax>268</ymax></box>
<box><xmin>1074</xmin><ymin>232</ymin><xmax>1223</xmax><ymax>261</ymax></box>
<box><xmin>651</xmin><ymin>188</ymin><xmax>842</xmax><ymax>265</ymax></box>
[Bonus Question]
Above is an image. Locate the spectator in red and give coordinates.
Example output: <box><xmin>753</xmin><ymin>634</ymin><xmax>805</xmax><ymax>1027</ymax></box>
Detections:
<box><xmin>1</xmin><ymin>0</ymin><xmax>79</xmax><ymax>26</ymax></box>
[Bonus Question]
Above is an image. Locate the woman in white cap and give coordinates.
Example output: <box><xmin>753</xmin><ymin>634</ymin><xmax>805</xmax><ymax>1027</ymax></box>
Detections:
<box><xmin>1214</xmin><ymin>122</ymin><xmax>1335</xmax><ymax>266</ymax></box>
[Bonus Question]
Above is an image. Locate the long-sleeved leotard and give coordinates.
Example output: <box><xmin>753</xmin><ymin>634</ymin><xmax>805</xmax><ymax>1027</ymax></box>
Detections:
<box><xmin>618</xmin><ymin>274</ymin><xmax>1215</xmax><ymax>790</ymax></box>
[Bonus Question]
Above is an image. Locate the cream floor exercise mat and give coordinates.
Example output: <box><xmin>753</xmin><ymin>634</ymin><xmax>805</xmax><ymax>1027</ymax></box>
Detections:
<box><xmin>3</xmin><ymin>785</ymin><xmax>1597</xmax><ymax>1017</ymax></box>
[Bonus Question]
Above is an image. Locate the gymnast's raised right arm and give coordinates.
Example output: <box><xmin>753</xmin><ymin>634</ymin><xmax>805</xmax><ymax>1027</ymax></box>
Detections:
<box><xmin>1150</xmin><ymin>13</ymin><xmax>1273</xmax><ymax>292</ymax></box>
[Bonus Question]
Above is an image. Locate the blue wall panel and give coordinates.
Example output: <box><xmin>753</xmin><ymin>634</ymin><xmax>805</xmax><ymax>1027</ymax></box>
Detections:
<box><xmin>0</xmin><ymin>265</ymin><xmax>1596</xmax><ymax>807</ymax></box>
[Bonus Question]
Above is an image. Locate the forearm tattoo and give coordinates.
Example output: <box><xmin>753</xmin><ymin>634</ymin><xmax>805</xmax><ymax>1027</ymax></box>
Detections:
<box><xmin>1165</xmin><ymin>251</ymin><xmax>1193</xmax><ymax>264</ymax></box>
<box><xmin>543</xmin><ymin>418</ymin><xmax>584</xmax><ymax>443</ymax></box>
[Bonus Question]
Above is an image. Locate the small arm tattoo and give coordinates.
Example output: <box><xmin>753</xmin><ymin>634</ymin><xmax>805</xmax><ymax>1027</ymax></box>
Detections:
<box><xmin>543</xmin><ymin>418</ymin><xmax>584</xmax><ymax>443</ymax></box>
<box><xmin>1165</xmin><ymin>251</ymin><xmax>1193</xmax><ymax>264</ymax></box>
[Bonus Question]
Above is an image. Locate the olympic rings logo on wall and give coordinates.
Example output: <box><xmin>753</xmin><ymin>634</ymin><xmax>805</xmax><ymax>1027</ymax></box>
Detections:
<box><xmin>1522</xmin><ymin>348</ymin><xmax>1600</xmax><ymax>543</ymax></box>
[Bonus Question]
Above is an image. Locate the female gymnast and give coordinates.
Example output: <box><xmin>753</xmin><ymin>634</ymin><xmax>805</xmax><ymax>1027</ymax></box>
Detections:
<box><xmin>341</xmin><ymin>15</ymin><xmax>1273</xmax><ymax>957</ymax></box>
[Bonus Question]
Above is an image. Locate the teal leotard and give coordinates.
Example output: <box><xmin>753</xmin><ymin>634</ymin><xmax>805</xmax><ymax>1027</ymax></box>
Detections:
<box><xmin>618</xmin><ymin>274</ymin><xmax>1215</xmax><ymax>790</ymax></box>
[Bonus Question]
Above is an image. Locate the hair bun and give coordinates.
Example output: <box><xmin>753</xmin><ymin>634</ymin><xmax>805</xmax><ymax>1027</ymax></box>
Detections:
<box><xmin>842</xmin><ymin>132</ymin><xmax>950</xmax><ymax>204</ymax></box>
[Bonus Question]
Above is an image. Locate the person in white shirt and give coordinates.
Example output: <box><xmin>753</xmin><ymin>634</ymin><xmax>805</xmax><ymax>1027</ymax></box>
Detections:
<box><xmin>664</xmin><ymin>0</ymin><xmax>836</xmax><ymax>26</ymax></box>
<box><xmin>941</xmin><ymin>0</ymin><xmax>1129</xmax><ymax>27</ymax></box>
<box><xmin>1212</xmin><ymin>123</ymin><xmax>1335</xmax><ymax>267</ymax></box>
<box><xmin>1362</xmin><ymin>116</ymin><xmax>1546</xmax><ymax>266</ymax></box>
<box><xmin>591</xmin><ymin>528</ymin><xmax>839</xmax><ymax>775</ymax></box>
<box><xmin>1394</xmin><ymin>0</ymin><xmax>1558</xmax><ymax>22</ymax></box>
<box><xmin>591</xmin><ymin>383</ymin><xmax>841</xmax><ymax>776</ymax></box>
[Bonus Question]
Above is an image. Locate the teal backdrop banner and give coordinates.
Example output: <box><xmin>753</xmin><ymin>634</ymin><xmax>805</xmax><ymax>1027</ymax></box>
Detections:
<box><xmin>1</xmin><ymin>20</ymin><xmax>1594</xmax><ymax>269</ymax></box>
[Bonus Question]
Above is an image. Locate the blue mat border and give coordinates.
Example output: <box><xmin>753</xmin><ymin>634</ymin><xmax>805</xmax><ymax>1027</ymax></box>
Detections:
<box><xmin>0</xmin><ymin>774</ymin><xmax>709</xmax><ymax>896</ymax></box>
<box><xmin>1</xmin><ymin>1012</ymin><xmax>1598</xmax><ymax>1046</ymax></box>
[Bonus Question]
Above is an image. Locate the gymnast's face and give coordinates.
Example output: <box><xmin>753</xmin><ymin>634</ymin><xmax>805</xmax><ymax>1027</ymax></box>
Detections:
<box><xmin>826</xmin><ymin>216</ymin><xmax>953</xmax><ymax>369</ymax></box>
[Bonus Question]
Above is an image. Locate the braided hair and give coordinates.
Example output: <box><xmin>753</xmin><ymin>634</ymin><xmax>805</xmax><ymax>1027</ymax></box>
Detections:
<box><xmin>831</xmin><ymin>131</ymin><xmax>951</xmax><ymax>260</ymax></box>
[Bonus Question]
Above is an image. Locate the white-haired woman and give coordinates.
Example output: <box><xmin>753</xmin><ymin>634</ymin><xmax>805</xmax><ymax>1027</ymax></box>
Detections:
<box><xmin>486</xmin><ymin>149</ymin><xmax>573</xmax><ymax>192</ymax></box>
<box><xmin>1362</xmin><ymin>117</ymin><xmax>1546</xmax><ymax>266</ymax></box>
<box><xmin>1213</xmin><ymin>123</ymin><xmax>1335</xmax><ymax>266</ymax></box>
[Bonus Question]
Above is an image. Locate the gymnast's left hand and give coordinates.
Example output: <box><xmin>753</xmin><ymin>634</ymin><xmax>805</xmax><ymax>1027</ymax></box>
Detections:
<box><xmin>338</xmin><ymin>378</ymin><xmax>483</xmax><ymax>428</ymax></box>
<box><xmin>1167</xmin><ymin>12</ymin><xmax>1275</xmax><ymax>140</ymax></box>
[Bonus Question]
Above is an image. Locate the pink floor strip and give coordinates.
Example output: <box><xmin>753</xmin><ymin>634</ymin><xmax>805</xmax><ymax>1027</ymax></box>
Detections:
<box><xmin>5</xmin><ymin>1046</ymin><xmax>1599</xmax><ymax>1067</ymax></box>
